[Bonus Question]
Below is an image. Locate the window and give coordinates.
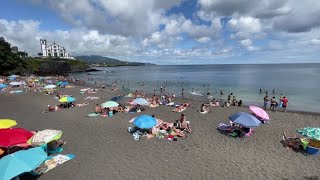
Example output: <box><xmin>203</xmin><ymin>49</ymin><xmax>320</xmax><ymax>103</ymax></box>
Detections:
<box><xmin>53</xmin><ymin>46</ymin><xmax>56</xmax><ymax>48</ymax></box>
<box><xmin>60</xmin><ymin>53</ymin><xmax>63</xmax><ymax>57</ymax></box>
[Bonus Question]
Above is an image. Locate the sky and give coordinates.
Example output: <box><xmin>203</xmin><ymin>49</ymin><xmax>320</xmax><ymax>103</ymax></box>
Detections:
<box><xmin>0</xmin><ymin>0</ymin><xmax>320</xmax><ymax>65</ymax></box>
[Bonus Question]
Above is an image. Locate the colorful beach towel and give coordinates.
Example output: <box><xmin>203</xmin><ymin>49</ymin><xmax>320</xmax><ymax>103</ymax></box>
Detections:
<box><xmin>32</xmin><ymin>154</ymin><xmax>75</xmax><ymax>175</ymax></box>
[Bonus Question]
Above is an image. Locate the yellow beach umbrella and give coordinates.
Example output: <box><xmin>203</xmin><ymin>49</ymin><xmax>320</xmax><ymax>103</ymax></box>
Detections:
<box><xmin>0</xmin><ymin>119</ymin><xmax>17</xmax><ymax>129</ymax></box>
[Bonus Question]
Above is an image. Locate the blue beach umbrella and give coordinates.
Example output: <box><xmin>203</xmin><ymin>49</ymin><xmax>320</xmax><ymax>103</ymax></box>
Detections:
<box><xmin>0</xmin><ymin>84</ymin><xmax>7</xmax><ymax>89</ymax></box>
<box><xmin>229</xmin><ymin>112</ymin><xmax>261</xmax><ymax>128</ymax></box>
<box><xmin>133</xmin><ymin>98</ymin><xmax>149</xmax><ymax>106</ymax></box>
<box><xmin>0</xmin><ymin>147</ymin><xmax>47</xmax><ymax>180</ymax></box>
<box><xmin>133</xmin><ymin>115</ymin><xmax>157</xmax><ymax>129</ymax></box>
<box><xmin>111</xmin><ymin>96</ymin><xmax>123</xmax><ymax>101</ymax></box>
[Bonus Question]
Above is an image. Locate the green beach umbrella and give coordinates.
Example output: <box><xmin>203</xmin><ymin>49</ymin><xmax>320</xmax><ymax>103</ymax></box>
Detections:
<box><xmin>297</xmin><ymin>127</ymin><xmax>320</xmax><ymax>141</ymax></box>
<box><xmin>101</xmin><ymin>101</ymin><xmax>119</xmax><ymax>108</ymax></box>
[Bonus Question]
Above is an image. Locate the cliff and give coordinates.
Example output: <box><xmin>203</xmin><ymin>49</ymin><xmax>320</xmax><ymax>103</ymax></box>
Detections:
<box><xmin>26</xmin><ymin>58</ymin><xmax>90</xmax><ymax>75</ymax></box>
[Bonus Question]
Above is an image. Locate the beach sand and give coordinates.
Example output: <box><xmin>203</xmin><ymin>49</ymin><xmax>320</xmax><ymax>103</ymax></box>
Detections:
<box><xmin>1</xmin><ymin>86</ymin><xmax>320</xmax><ymax>180</ymax></box>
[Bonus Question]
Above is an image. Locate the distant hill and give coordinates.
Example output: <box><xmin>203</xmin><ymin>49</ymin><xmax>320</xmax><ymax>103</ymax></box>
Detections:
<box><xmin>75</xmin><ymin>55</ymin><xmax>156</xmax><ymax>67</ymax></box>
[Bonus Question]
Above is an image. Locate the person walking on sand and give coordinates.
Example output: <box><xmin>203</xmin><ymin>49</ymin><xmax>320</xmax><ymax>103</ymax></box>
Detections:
<box><xmin>263</xmin><ymin>95</ymin><xmax>269</xmax><ymax>110</ymax></box>
<box><xmin>282</xmin><ymin>96</ymin><xmax>288</xmax><ymax>112</ymax></box>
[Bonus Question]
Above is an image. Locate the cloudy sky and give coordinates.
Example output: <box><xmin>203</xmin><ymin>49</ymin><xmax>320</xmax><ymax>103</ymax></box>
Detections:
<box><xmin>1</xmin><ymin>0</ymin><xmax>320</xmax><ymax>64</ymax></box>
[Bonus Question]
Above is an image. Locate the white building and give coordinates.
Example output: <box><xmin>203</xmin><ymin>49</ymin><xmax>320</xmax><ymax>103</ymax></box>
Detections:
<box><xmin>40</xmin><ymin>39</ymin><xmax>74</xmax><ymax>59</ymax></box>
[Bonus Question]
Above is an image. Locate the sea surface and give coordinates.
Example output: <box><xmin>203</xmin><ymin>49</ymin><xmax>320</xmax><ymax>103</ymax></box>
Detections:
<box><xmin>72</xmin><ymin>63</ymin><xmax>320</xmax><ymax>113</ymax></box>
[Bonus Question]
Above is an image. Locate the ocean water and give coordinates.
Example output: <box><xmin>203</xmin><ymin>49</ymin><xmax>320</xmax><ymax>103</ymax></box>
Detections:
<box><xmin>72</xmin><ymin>63</ymin><xmax>320</xmax><ymax>113</ymax></box>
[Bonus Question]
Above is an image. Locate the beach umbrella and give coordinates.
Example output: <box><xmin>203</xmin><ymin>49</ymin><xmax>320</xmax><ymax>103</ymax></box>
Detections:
<box><xmin>43</xmin><ymin>84</ymin><xmax>57</xmax><ymax>89</ymax></box>
<box><xmin>9</xmin><ymin>82</ymin><xmax>21</xmax><ymax>86</ymax></box>
<box><xmin>133</xmin><ymin>98</ymin><xmax>149</xmax><ymax>106</ymax></box>
<box><xmin>0</xmin><ymin>84</ymin><xmax>7</xmax><ymax>89</ymax></box>
<box><xmin>297</xmin><ymin>127</ymin><xmax>320</xmax><ymax>141</ymax></box>
<box><xmin>101</xmin><ymin>101</ymin><xmax>119</xmax><ymax>108</ymax></box>
<box><xmin>8</xmin><ymin>75</ymin><xmax>19</xmax><ymax>78</ymax></box>
<box><xmin>229</xmin><ymin>112</ymin><xmax>261</xmax><ymax>128</ymax></box>
<box><xmin>0</xmin><ymin>128</ymin><xmax>34</xmax><ymax>148</ymax></box>
<box><xmin>0</xmin><ymin>119</ymin><xmax>17</xmax><ymax>129</ymax></box>
<box><xmin>111</xmin><ymin>96</ymin><xmax>123</xmax><ymax>101</ymax></box>
<box><xmin>28</xmin><ymin>129</ymin><xmax>62</xmax><ymax>146</ymax></box>
<box><xmin>249</xmin><ymin>106</ymin><xmax>270</xmax><ymax>120</ymax></box>
<box><xmin>0</xmin><ymin>147</ymin><xmax>47</xmax><ymax>180</ymax></box>
<box><xmin>133</xmin><ymin>115</ymin><xmax>157</xmax><ymax>129</ymax></box>
<box><xmin>59</xmin><ymin>96</ymin><xmax>76</xmax><ymax>103</ymax></box>
<box><xmin>57</xmin><ymin>81</ymin><xmax>68</xmax><ymax>86</ymax></box>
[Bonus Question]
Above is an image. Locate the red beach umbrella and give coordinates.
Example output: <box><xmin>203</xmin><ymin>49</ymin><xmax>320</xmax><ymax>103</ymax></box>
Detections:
<box><xmin>0</xmin><ymin>128</ymin><xmax>34</xmax><ymax>148</ymax></box>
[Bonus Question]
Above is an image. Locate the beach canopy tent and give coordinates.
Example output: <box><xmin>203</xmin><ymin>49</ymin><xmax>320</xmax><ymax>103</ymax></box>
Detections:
<box><xmin>111</xmin><ymin>96</ymin><xmax>124</xmax><ymax>102</ymax></box>
<box><xmin>0</xmin><ymin>84</ymin><xmax>7</xmax><ymax>89</ymax></box>
<box><xmin>43</xmin><ymin>84</ymin><xmax>57</xmax><ymax>89</ymax></box>
<box><xmin>249</xmin><ymin>106</ymin><xmax>270</xmax><ymax>120</ymax></box>
<box><xmin>133</xmin><ymin>115</ymin><xmax>157</xmax><ymax>129</ymax></box>
<box><xmin>0</xmin><ymin>128</ymin><xmax>34</xmax><ymax>148</ymax></box>
<box><xmin>229</xmin><ymin>112</ymin><xmax>261</xmax><ymax>128</ymax></box>
<box><xmin>9</xmin><ymin>82</ymin><xmax>21</xmax><ymax>86</ymax></box>
<box><xmin>133</xmin><ymin>98</ymin><xmax>149</xmax><ymax>106</ymax></box>
<box><xmin>0</xmin><ymin>119</ymin><xmax>17</xmax><ymax>129</ymax></box>
<box><xmin>28</xmin><ymin>129</ymin><xmax>63</xmax><ymax>146</ymax></box>
<box><xmin>0</xmin><ymin>147</ymin><xmax>47</xmax><ymax>180</ymax></box>
<box><xmin>59</xmin><ymin>96</ymin><xmax>76</xmax><ymax>103</ymax></box>
<box><xmin>101</xmin><ymin>101</ymin><xmax>119</xmax><ymax>108</ymax></box>
<box><xmin>297</xmin><ymin>127</ymin><xmax>320</xmax><ymax>141</ymax></box>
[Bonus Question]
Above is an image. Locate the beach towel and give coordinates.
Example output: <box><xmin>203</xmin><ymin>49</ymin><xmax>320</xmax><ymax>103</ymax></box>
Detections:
<box><xmin>10</xmin><ymin>90</ymin><xmax>24</xmax><ymax>94</ymax></box>
<box><xmin>84</xmin><ymin>96</ymin><xmax>100</xmax><ymax>100</ymax></box>
<box><xmin>172</xmin><ymin>107</ymin><xmax>186</xmax><ymax>113</ymax></box>
<box><xmin>88</xmin><ymin>113</ymin><xmax>100</xmax><ymax>117</ymax></box>
<box><xmin>32</xmin><ymin>154</ymin><xmax>75</xmax><ymax>175</ymax></box>
<box><xmin>77</xmin><ymin>102</ymin><xmax>89</xmax><ymax>107</ymax></box>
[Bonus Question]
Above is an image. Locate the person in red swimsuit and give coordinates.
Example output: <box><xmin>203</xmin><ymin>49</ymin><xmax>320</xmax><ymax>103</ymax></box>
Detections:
<box><xmin>282</xmin><ymin>96</ymin><xmax>288</xmax><ymax>112</ymax></box>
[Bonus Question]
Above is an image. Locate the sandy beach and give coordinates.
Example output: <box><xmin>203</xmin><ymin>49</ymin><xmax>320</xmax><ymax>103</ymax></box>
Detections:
<box><xmin>1</xmin><ymin>85</ymin><xmax>320</xmax><ymax>180</ymax></box>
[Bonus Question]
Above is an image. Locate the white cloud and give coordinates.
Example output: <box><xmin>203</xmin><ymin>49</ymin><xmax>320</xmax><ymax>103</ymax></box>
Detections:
<box><xmin>240</xmin><ymin>39</ymin><xmax>252</xmax><ymax>47</ymax></box>
<box><xmin>228</xmin><ymin>16</ymin><xmax>261</xmax><ymax>34</ymax></box>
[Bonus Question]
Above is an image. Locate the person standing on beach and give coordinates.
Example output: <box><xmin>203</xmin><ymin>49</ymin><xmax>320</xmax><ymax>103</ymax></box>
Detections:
<box><xmin>270</xmin><ymin>96</ymin><xmax>277</xmax><ymax>111</ymax></box>
<box><xmin>259</xmin><ymin>89</ymin><xmax>262</xmax><ymax>94</ymax></box>
<box><xmin>279</xmin><ymin>94</ymin><xmax>284</xmax><ymax>108</ymax></box>
<box><xmin>263</xmin><ymin>95</ymin><xmax>269</xmax><ymax>110</ymax></box>
<box><xmin>181</xmin><ymin>88</ymin><xmax>184</xmax><ymax>97</ymax></box>
<box><xmin>282</xmin><ymin>96</ymin><xmax>288</xmax><ymax>112</ymax></box>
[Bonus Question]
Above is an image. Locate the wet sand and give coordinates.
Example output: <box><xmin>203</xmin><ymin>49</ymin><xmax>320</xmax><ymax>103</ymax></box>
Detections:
<box><xmin>1</xmin><ymin>86</ymin><xmax>320</xmax><ymax>180</ymax></box>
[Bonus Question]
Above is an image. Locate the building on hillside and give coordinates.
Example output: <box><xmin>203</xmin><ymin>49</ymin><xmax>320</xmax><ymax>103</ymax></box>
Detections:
<box><xmin>40</xmin><ymin>39</ymin><xmax>74</xmax><ymax>59</ymax></box>
<box><xmin>11</xmin><ymin>46</ymin><xmax>18</xmax><ymax>53</ymax></box>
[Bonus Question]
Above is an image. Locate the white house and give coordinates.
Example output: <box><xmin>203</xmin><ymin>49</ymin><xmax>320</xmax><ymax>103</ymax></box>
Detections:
<box><xmin>40</xmin><ymin>39</ymin><xmax>74</xmax><ymax>59</ymax></box>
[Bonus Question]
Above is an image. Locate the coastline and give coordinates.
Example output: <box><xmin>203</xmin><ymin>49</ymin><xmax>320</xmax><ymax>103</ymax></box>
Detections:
<box><xmin>1</xmin><ymin>80</ymin><xmax>320</xmax><ymax>179</ymax></box>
